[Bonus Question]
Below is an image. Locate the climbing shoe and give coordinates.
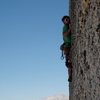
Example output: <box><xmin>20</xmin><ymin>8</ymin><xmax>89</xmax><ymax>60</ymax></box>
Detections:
<box><xmin>68</xmin><ymin>76</ymin><xmax>72</xmax><ymax>82</ymax></box>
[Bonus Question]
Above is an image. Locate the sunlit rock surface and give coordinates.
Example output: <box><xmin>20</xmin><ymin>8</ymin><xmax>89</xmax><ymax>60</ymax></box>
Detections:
<box><xmin>69</xmin><ymin>0</ymin><xmax>100</xmax><ymax>100</ymax></box>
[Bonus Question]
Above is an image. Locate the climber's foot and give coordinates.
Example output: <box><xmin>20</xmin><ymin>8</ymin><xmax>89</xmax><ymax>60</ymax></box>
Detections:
<box><xmin>68</xmin><ymin>76</ymin><xmax>72</xmax><ymax>82</ymax></box>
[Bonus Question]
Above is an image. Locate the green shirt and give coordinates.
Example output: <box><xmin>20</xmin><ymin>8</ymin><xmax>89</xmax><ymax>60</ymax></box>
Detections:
<box><xmin>63</xmin><ymin>24</ymin><xmax>71</xmax><ymax>47</ymax></box>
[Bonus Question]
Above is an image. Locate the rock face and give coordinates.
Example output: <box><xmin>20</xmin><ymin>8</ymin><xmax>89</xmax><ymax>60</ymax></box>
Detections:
<box><xmin>69</xmin><ymin>0</ymin><xmax>100</xmax><ymax>100</ymax></box>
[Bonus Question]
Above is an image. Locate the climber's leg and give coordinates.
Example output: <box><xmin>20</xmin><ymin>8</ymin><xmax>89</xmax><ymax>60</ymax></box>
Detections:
<box><xmin>63</xmin><ymin>47</ymin><xmax>70</xmax><ymax>56</ymax></box>
<box><xmin>68</xmin><ymin>67</ymin><xmax>72</xmax><ymax>82</ymax></box>
<box><xmin>64</xmin><ymin>47</ymin><xmax>72</xmax><ymax>82</ymax></box>
<box><xmin>64</xmin><ymin>47</ymin><xmax>71</xmax><ymax>67</ymax></box>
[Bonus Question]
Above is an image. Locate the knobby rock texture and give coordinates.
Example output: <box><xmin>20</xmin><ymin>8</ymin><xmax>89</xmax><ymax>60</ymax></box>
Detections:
<box><xmin>69</xmin><ymin>0</ymin><xmax>100</xmax><ymax>100</ymax></box>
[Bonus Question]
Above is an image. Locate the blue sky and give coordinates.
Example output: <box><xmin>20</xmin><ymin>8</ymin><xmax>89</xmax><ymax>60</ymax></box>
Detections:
<box><xmin>0</xmin><ymin>0</ymin><xmax>69</xmax><ymax>100</ymax></box>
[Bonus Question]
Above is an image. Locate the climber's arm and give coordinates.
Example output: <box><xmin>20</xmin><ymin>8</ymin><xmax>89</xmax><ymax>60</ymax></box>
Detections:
<box><xmin>63</xmin><ymin>30</ymin><xmax>71</xmax><ymax>37</ymax></box>
<box><xmin>63</xmin><ymin>24</ymin><xmax>71</xmax><ymax>37</ymax></box>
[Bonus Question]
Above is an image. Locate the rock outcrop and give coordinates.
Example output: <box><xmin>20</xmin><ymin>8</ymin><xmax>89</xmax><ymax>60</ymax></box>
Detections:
<box><xmin>69</xmin><ymin>0</ymin><xmax>100</xmax><ymax>100</ymax></box>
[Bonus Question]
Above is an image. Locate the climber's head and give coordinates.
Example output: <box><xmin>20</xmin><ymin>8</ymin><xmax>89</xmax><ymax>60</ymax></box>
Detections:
<box><xmin>62</xmin><ymin>16</ymin><xmax>70</xmax><ymax>24</ymax></box>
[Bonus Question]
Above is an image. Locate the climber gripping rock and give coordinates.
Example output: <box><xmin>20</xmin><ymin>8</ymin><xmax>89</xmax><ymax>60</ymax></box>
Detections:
<box><xmin>60</xmin><ymin>15</ymin><xmax>72</xmax><ymax>82</ymax></box>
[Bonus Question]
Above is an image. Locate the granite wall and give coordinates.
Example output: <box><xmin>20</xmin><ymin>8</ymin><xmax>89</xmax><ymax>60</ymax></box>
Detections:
<box><xmin>69</xmin><ymin>0</ymin><xmax>100</xmax><ymax>100</ymax></box>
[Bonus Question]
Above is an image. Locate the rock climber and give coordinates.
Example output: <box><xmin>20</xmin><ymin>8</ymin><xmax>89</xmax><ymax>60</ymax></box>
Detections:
<box><xmin>60</xmin><ymin>15</ymin><xmax>72</xmax><ymax>82</ymax></box>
